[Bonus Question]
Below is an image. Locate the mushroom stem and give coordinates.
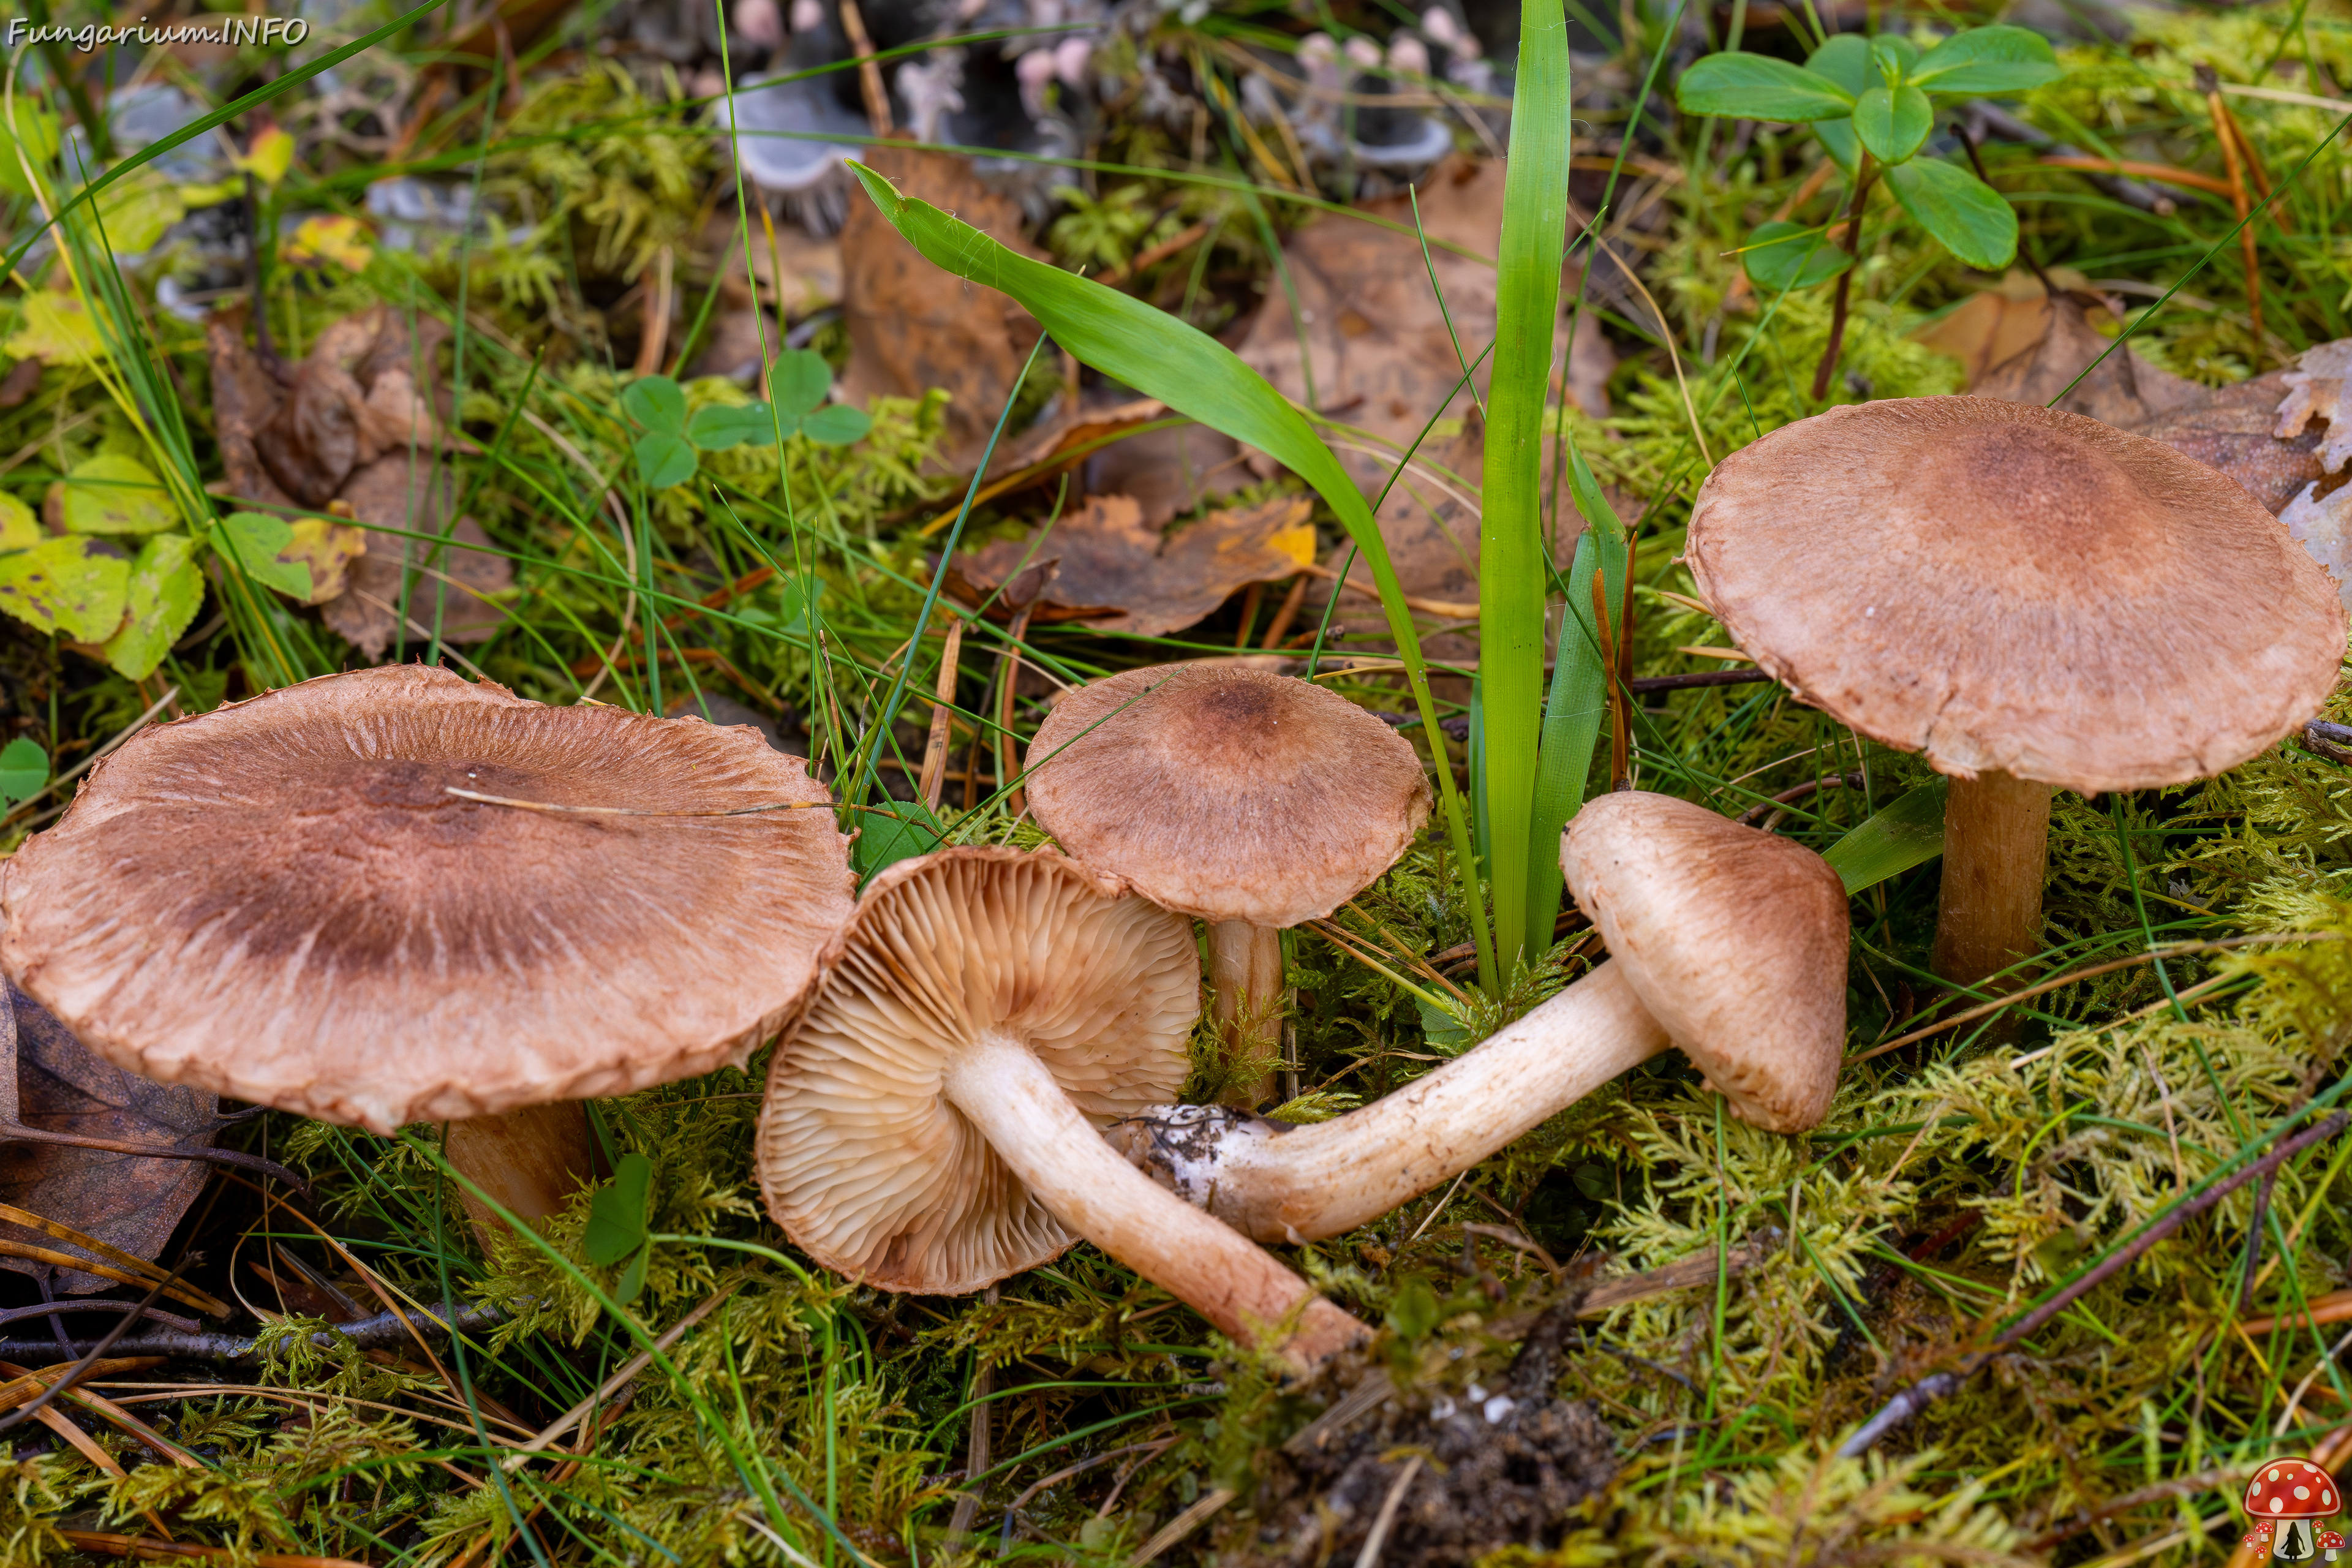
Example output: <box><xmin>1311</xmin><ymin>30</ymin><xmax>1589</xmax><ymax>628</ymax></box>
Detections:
<box><xmin>1931</xmin><ymin>771</ymin><xmax>2054</xmax><ymax>994</ymax></box>
<box><xmin>1109</xmin><ymin>962</ymin><xmax>1668</xmax><ymax>1244</ymax></box>
<box><xmin>444</xmin><ymin>1102</ymin><xmax>604</xmax><ymax>1246</ymax></box>
<box><xmin>941</xmin><ymin>1031</ymin><xmax>1367</xmax><ymax>1370</ymax></box>
<box><xmin>1209</xmin><ymin>921</ymin><xmax>1286</xmax><ymax>1107</ymax></box>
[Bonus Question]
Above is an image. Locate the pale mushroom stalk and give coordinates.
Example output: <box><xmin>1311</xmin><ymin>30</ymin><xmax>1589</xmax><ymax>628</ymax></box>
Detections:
<box><xmin>443</xmin><ymin>1103</ymin><xmax>603</xmax><ymax>1239</ymax></box>
<box><xmin>1208</xmin><ymin>921</ymin><xmax>1286</xmax><ymax>1095</ymax></box>
<box><xmin>1114</xmin><ymin>794</ymin><xmax>1850</xmax><ymax>1245</ymax></box>
<box><xmin>1114</xmin><ymin>960</ymin><xmax>1668</xmax><ymax>1243</ymax></box>
<box><xmin>942</xmin><ymin>1031</ymin><xmax>1365</xmax><ymax>1364</ymax></box>
<box><xmin>1931</xmin><ymin>771</ymin><xmax>2056</xmax><ymax>992</ymax></box>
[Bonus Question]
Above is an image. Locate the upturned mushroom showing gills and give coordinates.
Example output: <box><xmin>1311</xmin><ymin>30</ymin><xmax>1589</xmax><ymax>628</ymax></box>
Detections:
<box><xmin>1686</xmin><ymin>396</ymin><xmax>2345</xmax><ymax>993</ymax></box>
<box><xmin>1023</xmin><ymin>664</ymin><xmax>1431</xmax><ymax>1106</ymax></box>
<box><xmin>1110</xmin><ymin>793</ymin><xmax>1849</xmax><ymax>1244</ymax></box>
<box><xmin>0</xmin><ymin>666</ymin><xmax>854</xmax><ymax>1238</ymax></box>
<box><xmin>756</xmin><ymin>846</ymin><xmax>1368</xmax><ymax>1371</ymax></box>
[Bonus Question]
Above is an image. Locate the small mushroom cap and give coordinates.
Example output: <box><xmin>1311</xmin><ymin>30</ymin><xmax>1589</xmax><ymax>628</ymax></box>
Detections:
<box><xmin>1560</xmin><ymin>793</ymin><xmax>1849</xmax><ymax>1132</ymax></box>
<box><xmin>1687</xmin><ymin>396</ymin><xmax>2347</xmax><ymax>794</ymax></box>
<box><xmin>2248</xmin><ymin>1461</ymin><xmax>2340</xmax><ymax>1519</ymax></box>
<box><xmin>757</xmin><ymin>846</ymin><xmax>1197</xmax><ymax>1294</ymax></box>
<box><xmin>1</xmin><ymin>667</ymin><xmax>854</xmax><ymax>1134</ymax></box>
<box><xmin>1025</xmin><ymin>665</ymin><xmax>1433</xmax><ymax>928</ymax></box>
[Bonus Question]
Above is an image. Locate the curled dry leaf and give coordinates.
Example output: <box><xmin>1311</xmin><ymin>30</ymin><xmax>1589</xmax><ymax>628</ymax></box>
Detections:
<box><xmin>1967</xmin><ymin>291</ymin><xmax>2204</xmax><ymax>427</ymax></box>
<box><xmin>319</xmin><ymin>456</ymin><xmax>513</xmax><ymax>660</ymax></box>
<box><xmin>1238</xmin><ymin>159</ymin><xmax>1615</xmax><ymax>504</ymax></box>
<box><xmin>2275</xmin><ymin>340</ymin><xmax>2352</xmax><ymax>476</ymax></box>
<box><xmin>838</xmin><ymin>146</ymin><xmax>1043</xmax><ymax>470</ymax></box>
<box><xmin>0</xmin><ymin>979</ymin><xmax>220</xmax><ymax>1296</ymax></box>
<box><xmin>2128</xmin><ymin>370</ymin><xmax>2328</xmax><ymax>516</ymax></box>
<box><xmin>948</xmin><ymin>494</ymin><xmax>1316</xmax><ymax>639</ymax></box>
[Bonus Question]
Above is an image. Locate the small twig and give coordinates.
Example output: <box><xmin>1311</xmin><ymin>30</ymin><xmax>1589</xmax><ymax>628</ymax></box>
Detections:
<box><xmin>1737</xmin><ymin>772</ymin><xmax>1861</xmax><ymax>828</ymax></box>
<box><xmin>0</xmin><ymin>1260</ymin><xmax>187</xmax><ymax>1434</ymax></box>
<box><xmin>0</xmin><ymin>1299</ymin><xmax>508</xmax><ymax>1366</ymax></box>
<box><xmin>1131</xmin><ymin>1485</ymin><xmax>1237</xmax><ymax>1564</ymax></box>
<box><xmin>1353</xmin><ymin>1455</ymin><xmax>1423</xmax><ymax>1568</ymax></box>
<box><xmin>1841</xmin><ymin>1110</ymin><xmax>2350</xmax><ymax>1456</ymax></box>
<box><xmin>1811</xmin><ymin>157</ymin><xmax>1879</xmax><ymax>402</ymax></box>
<box><xmin>0</xmin><ymin>1301</ymin><xmax>199</xmax><ymax>1333</ymax></box>
<box><xmin>1954</xmin><ymin>121</ymin><xmax>2057</xmax><ymax>298</ymax></box>
<box><xmin>1627</xmin><ymin>668</ymin><xmax>1774</xmax><ymax>693</ymax></box>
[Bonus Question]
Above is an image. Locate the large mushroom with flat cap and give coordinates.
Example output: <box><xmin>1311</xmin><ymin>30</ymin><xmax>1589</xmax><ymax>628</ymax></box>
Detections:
<box><xmin>1687</xmin><ymin>396</ymin><xmax>2345</xmax><ymax>993</ymax></box>
<box><xmin>1111</xmin><ymin>793</ymin><xmax>1850</xmax><ymax>1243</ymax></box>
<box><xmin>1024</xmin><ymin>664</ymin><xmax>1431</xmax><ymax>1104</ymax></box>
<box><xmin>1</xmin><ymin>666</ymin><xmax>854</xmax><ymax>1240</ymax></box>
<box><xmin>756</xmin><ymin>846</ymin><xmax>1367</xmax><ymax>1371</ymax></box>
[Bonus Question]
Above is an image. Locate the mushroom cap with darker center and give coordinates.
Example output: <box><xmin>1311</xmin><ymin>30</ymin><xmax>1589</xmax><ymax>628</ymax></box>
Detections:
<box><xmin>1560</xmin><ymin>792</ymin><xmax>1849</xmax><ymax>1131</ymax></box>
<box><xmin>1024</xmin><ymin>665</ymin><xmax>1433</xmax><ymax>928</ymax></box>
<box><xmin>0</xmin><ymin>666</ymin><xmax>854</xmax><ymax>1133</ymax></box>
<box><xmin>756</xmin><ymin>847</ymin><xmax>1197</xmax><ymax>1294</ymax></box>
<box><xmin>1687</xmin><ymin>396</ymin><xmax>2347</xmax><ymax>794</ymax></box>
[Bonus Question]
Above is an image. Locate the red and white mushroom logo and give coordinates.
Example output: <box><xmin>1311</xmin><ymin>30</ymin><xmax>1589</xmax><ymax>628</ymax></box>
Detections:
<box><xmin>2245</xmin><ymin>1460</ymin><xmax>2341</xmax><ymax>1562</ymax></box>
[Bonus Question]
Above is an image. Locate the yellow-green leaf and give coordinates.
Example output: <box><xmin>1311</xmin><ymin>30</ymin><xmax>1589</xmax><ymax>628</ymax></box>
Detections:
<box><xmin>0</xmin><ymin>492</ymin><xmax>40</xmax><ymax>552</ymax></box>
<box><xmin>275</xmin><ymin>516</ymin><xmax>367</xmax><ymax>602</ymax></box>
<box><xmin>61</xmin><ymin>454</ymin><xmax>178</xmax><ymax>537</ymax></box>
<box><xmin>104</xmin><ymin>533</ymin><xmax>205</xmax><ymax>680</ymax></box>
<box><xmin>0</xmin><ymin>537</ymin><xmax>130</xmax><ymax>643</ymax></box>
<box><xmin>6</xmin><ymin>293</ymin><xmax>104</xmax><ymax>368</ymax></box>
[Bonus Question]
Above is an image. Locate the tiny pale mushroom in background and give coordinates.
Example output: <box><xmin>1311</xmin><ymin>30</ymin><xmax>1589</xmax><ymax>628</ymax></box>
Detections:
<box><xmin>1686</xmin><ymin>396</ymin><xmax>2345</xmax><ymax>997</ymax></box>
<box><xmin>756</xmin><ymin>846</ymin><xmax>1368</xmax><ymax>1372</ymax></box>
<box><xmin>0</xmin><ymin>666</ymin><xmax>854</xmax><ymax>1246</ymax></box>
<box><xmin>1024</xmin><ymin>664</ymin><xmax>1431</xmax><ymax>1107</ymax></box>
<box><xmin>1112</xmin><ymin>793</ymin><xmax>1850</xmax><ymax>1243</ymax></box>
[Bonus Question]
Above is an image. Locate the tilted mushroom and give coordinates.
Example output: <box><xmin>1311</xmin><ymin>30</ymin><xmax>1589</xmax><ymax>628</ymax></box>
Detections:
<box><xmin>1110</xmin><ymin>793</ymin><xmax>1849</xmax><ymax>1243</ymax></box>
<box><xmin>1687</xmin><ymin>396</ymin><xmax>2345</xmax><ymax>992</ymax></box>
<box><xmin>1025</xmin><ymin>664</ymin><xmax>1431</xmax><ymax>1105</ymax></box>
<box><xmin>756</xmin><ymin>846</ymin><xmax>1368</xmax><ymax>1370</ymax></box>
<box><xmin>0</xmin><ymin>666</ymin><xmax>854</xmax><ymax>1241</ymax></box>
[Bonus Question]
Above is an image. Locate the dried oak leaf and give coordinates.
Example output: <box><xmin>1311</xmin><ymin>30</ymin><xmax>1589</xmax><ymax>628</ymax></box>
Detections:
<box><xmin>318</xmin><ymin>456</ymin><xmax>511</xmax><ymax>660</ymax></box>
<box><xmin>205</xmin><ymin>303</ymin><xmax>295</xmax><ymax>510</ymax></box>
<box><xmin>0</xmin><ymin>978</ymin><xmax>220</xmax><ymax>1295</ymax></box>
<box><xmin>949</xmin><ymin>494</ymin><xmax>1317</xmax><ymax>639</ymax></box>
<box><xmin>1910</xmin><ymin>270</ymin><xmax>2094</xmax><ymax>387</ymax></box>
<box><xmin>1237</xmin><ymin>158</ymin><xmax>1615</xmax><ymax>504</ymax></box>
<box><xmin>2126</xmin><ymin>368</ymin><xmax>2326</xmax><ymax>515</ymax></box>
<box><xmin>838</xmin><ymin>146</ymin><xmax>1044</xmax><ymax>470</ymax></box>
<box><xmin>250</xmin><ymin>306</ymin><xmax>456</xmax><ymax>507</ymax></box>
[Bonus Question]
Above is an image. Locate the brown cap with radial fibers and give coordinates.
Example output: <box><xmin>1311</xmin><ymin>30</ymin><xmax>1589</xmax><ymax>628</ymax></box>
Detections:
<box><xmin>756</xmin><ymin>846</ymin><xmax>1198</xmax><ymax>1294</ymax></box>
<box><xmin>1686</xmin><ymin>396</ymin><xmax>2346</xmax><ymax>794</ymax></box>
<box><xmin>1560</xmin><ymin>792</ymin><xmax>1849</xmax><ymax>1131</ymax></box>
<box><xmin>1023</xmin><ymin>663</ymin><xmax>1433</xmax><ymax>928</ymax></box>
<box><xmin>0</xmin><ymin>666</ymin><xmax>854</xmax><ymax>1134</ymax></box>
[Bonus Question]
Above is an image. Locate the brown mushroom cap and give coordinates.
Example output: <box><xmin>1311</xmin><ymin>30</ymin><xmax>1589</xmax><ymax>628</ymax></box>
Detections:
<box><xmin>757</xmin><ymin>846</ymin><xmax>1196</xmax><ymax>1294</ymax></box>
<box><xmin>1024</xmin><ymin>665</ymin><xmax>1433</xmax><ymax>928</ymax></box>
<box><xmin>0</xmin><ymin>666</ymin><xmax>854</xmax><ymax>1133</ymax></box>
<box><xmin>1687</xmin><ymin>396</ymin><xmax>2347</xmax><ymax>794</ymax></box>
<box><xmin>1559</xmin><ymin>793</ymin><xmax>1848</xmax><ymax>1131</ymax></box>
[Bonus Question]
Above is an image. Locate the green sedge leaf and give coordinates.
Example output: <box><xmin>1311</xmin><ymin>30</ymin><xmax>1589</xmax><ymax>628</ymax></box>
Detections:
<box><xmin>634</xmin><ymin>431</ymin><xmax>698</xmax><ymax>489</ymax></box>
<box><xmin>1885</xmin><ymin>156</ymin><xmax>2018</xmax><ymax>269</ymax></box>
<box><xmin>1674</xmin><ymin>52</ymin><xmax>1856</xmax><ymax>122</ymax></box>
<box><xmin>619</xmin><ymin>375</ymin><xmax>687</xmax><ymax>435</ymax></box>
<box><xmin>1907</xmin><ymin>25</ymin><xmax>2061</xmax><ymax>94</ymax></box>
<box><xmin>1742</xmin><ymin>220</ymin><xmax>1855</xmax><ymax>292</ymax></box>
<box><xmin>583</xmin><ymin>1152</ymin><xmax>654</xmax><ymax>1266</ymax></box>
<box><xmin>0</xmin><ymin>536</ymin><xmax>128</xmax><ymax>643</ymax></box>
<box><xmin>104</xmin><ymin>533</ymin><xmax>203</xmax><ymax>680</ymax></box>
<box><xmin>799</xmin><ymin>403</ymin><xmax>872</xmax><ymax>447</ymax></box>
<box><xmin>1822</xmin><ymin>779</ymin><xmax>1948</xmax><ymax>892</ymax></box>
<box><xmin>768</xmin><ymin>350</ymin><xmax>834</xmax><ymax>417</ymax></box>
<box><xmin>686</xmin><ymin>402</ymin><xmax>772</xmax><ymax>451</ymax></box>
<box><xmin>219</xmin><ymin>512</ymin><xmax>314</xmax><ymax>600</ymax></box>
<box><xmin>1853</xmin><ymin>83</ymin><xmax>1932</xmax><ymax>164</ymax></box>
<box><xmin>0</xmin><ymin>737</ymin><xmax>47</xmax><ymax>805</ymax></box>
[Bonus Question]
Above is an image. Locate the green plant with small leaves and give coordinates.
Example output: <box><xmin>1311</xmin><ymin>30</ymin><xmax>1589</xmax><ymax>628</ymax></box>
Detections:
<box><xmin>621</xmin><ymin>351</ymin><xmax>872</xmax><ymax>489</ymax></box>
<box><xmin>1677</xmin><ymin>24</ymin><xmax>2061</xmax><ymax>396</ymax></box>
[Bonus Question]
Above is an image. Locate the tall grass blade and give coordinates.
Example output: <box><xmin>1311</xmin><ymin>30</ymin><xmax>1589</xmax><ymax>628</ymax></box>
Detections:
<box><xmin>1482</xmin><ymin>0</ymin><xmax>1574</xmax><ymax>973</ymax></box>
<box><xmin>845</xmin><ymin>160</ymin><xmax>1497</xmax><ymax>987</ymax></box>
<box><xmin>1823</xmin><ymin>780</ymin><xmax>1948</xmax><ymax>892</ymax></box>
<box><xmin>1525</xmin><ymin>437</ymin><xmax>1626</xmax><ymax>945</ymax></box>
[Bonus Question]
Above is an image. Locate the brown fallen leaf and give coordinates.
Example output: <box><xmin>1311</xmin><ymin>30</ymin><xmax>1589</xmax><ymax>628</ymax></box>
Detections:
<box><xmin>2127</xmin><ymin>368</ymin><xmax>2326</xmax><ymax>515</ymax></box>
<box><xmin>318</xmin><ymin>456</ymin><xmax>513</xmax><ymax>660</ymax></box>
<box><xmin>1969</xmin><ymin>290</ymin><xmax>2205</xmax><ymax>426</ymax></box>
<box><xmin>0</xmin><ymin>979</ymin><xmax>220</xmax><ymax>1296</ymax></box>
<box><xmin>838</xmin><ymin>145</ymin><xmax>1044</xmax><ymax>470</ymax></box>
<box><xmin>1237</xmin><ymin>157</ymin><xmax>1615</xmax><ymax>505</ymax></box>
<box><xmin>948</xmin><ymin>494</ymin><xmax>1317</xmax><ymax>639</ymax></box>
<box><xmin>1911</xmin><ymin>270</ymin><xmax>2102</xmax><ymax>388</ymax></box>
<box><xmin>252</xmin><ymin>307</ymin><xmax>455</xmax><ymax>507</ymax></box>
<box><xmin>205</xmin><ymin>303</ymin><xmax>295</xmax><ymax>510</ymax></box>
<box><xmin>2275</xmin><ymin>339</ymin><xmax>2352</xmax><ymax>475</ymax></box>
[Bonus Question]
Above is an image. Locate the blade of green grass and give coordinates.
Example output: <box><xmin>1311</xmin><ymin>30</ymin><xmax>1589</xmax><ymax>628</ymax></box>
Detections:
<box><xmin>1483</xmin><ymin>0</ymin><xmax>1573</xmax><ymax>976</ymax></box>
<box><xmin>1822</xmin><ymin>779</ymin><xmax>1948</xmax><ymax>892</ymax></box>
<box><xmin>1525</xmin><ymin>436</ymin><xmax>1627</xmax><ymax>946</ymax></box>
<box><xmin>845</xmin><ymin>159</ymin><xmax>1497</xmax><ymax>990</ymax></box>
